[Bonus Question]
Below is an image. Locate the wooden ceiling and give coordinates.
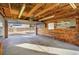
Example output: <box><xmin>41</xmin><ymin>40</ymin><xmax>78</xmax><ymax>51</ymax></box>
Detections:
<box><xmin>0</xmin><ymin>3</ymin><xmax>78</xmax><ymax>22</ymax></box>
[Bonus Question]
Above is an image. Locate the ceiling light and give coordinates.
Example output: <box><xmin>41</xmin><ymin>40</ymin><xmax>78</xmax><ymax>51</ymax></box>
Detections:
<box><xmin>18</xmin><ymin>4</ymin><xmax>26</xmax><ymax>18</ymax></box>
<box><xmin>39</xmin><ymin>15</ymin><xmax>55</xmax><ymax>21</ymax></box>
<box><xmin>69</xmin><ymin>3</ymin><xmax>77</xmax><ymax>9</ymax></box>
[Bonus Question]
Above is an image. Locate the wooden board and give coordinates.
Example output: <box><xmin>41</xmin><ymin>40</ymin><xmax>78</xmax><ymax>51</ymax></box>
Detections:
<box><xmin>0</xmin><ymin>42</ymin><xmax>3</xmax><ymax>55</ymax></box>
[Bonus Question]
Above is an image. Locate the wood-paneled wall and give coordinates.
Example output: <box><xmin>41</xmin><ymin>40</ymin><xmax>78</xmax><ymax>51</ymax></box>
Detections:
<box><xmin>38</xmin><ymin>28</ymin><xmax>79</xmax><ymax>46</ymax></box>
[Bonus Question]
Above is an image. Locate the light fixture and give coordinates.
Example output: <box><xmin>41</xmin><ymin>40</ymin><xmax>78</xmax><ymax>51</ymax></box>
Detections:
<box><xmin>69</xmin><ymin>3</ymin><xmax>77</xmax><ymax>9</ymax></box>
<box><xmin>18</xmin><ymin>4</ymin><xmax>26</xmax><ymax>18</ymax></box>
<box><xmin>39</xmin><ymin>15</ymin><xmax>55</xmax><ymax>21</ymax></box>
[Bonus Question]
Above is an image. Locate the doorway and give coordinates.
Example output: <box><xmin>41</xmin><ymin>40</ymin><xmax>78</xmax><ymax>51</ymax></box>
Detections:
<box><xmin>8</xmin><ymin>19</ymin><xmax>36</xmax><ymax>37</ymax></box>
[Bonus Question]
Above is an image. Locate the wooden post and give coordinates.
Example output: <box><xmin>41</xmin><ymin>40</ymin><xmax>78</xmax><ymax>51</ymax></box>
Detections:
<box><xmin>44</xmin><ymin>22</ymin><xmax>48</xmax><ymax>28</ymax></box>
<box><xmin>35</xmin><ymin>23</ymin><xmax>38</xmax><ymax>35</ymax></box>
<box><xmin>4</xmin><ymin>19</ymin><xmax>8</xmax><ymax>38</ymax></box>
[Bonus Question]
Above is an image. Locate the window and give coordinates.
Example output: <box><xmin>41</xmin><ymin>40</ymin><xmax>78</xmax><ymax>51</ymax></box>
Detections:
<box><xmin>48</xmin><ymin>23</ymin><xmax>54</xmax><ymax>30</ymax></box>
<box><xmin>56</xmin><ymin>19</ymin><xmax>76</xmax><ymax>29</ymax></box>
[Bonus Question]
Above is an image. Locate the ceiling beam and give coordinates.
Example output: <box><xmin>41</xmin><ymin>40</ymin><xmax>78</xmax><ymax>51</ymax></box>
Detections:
<box><xmin>53</xmin><ymin>11</ymin><xmax>76</xmax><ymax>20</ymax></box>
<box><xmin>0</xmin><ymin>9</ymin><xmax>5</xmax><ymax>17</ymax></box>
<box><xmin>38</xmin><ymin>6</ymin><xmax>73</xmax><ymax>21</ymax></box>
<box><xmin>37</xmin><ymin>5</ymin><xmax>70</xmax><ymax>19</ymax></box>
<box><xmin>35</xmin><ymin>4</ymin><xmax>59</xmax><ymax>17</ymax></box>
<box><xmin>0</xmin><ymin>6</ymin><xmax>28</xmax><ymax>19</ymax></box>
<box><xmin>45</xmin><ymin>11</ymin><xmax>76</xmax><ymax>23</ymax></box>
<box><xmin>40</xmin><ymin>9</ymin><xmax>75</xmax><ymax>22</ymax></box>
<box><xmin>27</xmin><ymin>4</ymin><xmax>44</xmax><ymax>17</ymax></box>
<box><xmin>8</xmin><ymin>3</ymin><xmax>12</xmax><ymax>17</ymax></box>
<box><xmin>54</xmin><ymin>11</ymin><xmax>76</xmax><ymax>19</ymax></box>
<box><xmin>53</xmin><ymin>7</ymin><xmax>74</xmax><ymax>17</ymax></box>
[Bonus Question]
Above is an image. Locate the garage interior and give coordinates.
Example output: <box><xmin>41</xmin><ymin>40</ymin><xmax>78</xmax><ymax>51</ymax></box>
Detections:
<box><xmin>0</xmin><ymin>3</ymin><xmax>79</xmax><ymax>55</ymax></box>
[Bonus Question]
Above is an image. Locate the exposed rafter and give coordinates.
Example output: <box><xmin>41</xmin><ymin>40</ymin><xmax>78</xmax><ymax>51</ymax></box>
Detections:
<box><xmin>0</xmin><ymin>3</ymin><xmax>77</xmax><ymax>21</ymax></box>
<box><xmin>40</xmin><ymin>9</ymin><xmax>76</xmax><ymax>22</ymax></box>
<box><xmin>0</xmin><ymin>8</ymin><xmax>5</xmax><ymax>17</ymax></box>
<box><xmin>37</xmin><ymin>5</ymin><xmax>70</xmax><ymax>19</ymax></box>
<box><xmin>39</xmin><ymin>15</ymin><xmax>55</xmax><ymax>21</ymax></box>
<box><xmin>8</xmin><ymin>3</ymin><xmax>12</xmax><ymax>17</ymax></box>
<box><xmin>0</xmin><ymin>5</ymin><xmax>27</xmax><ymax>19</ymax></box>
<box><xmin>52</xmin><ymin>11</ymin><xmax>76</xmax><ymax>21</ymax></box>
<box><xmin>45</xmin><ymin>11</ymin><xmax>76</xmax><ymax>23</ymax></box>
<box><xmin>27</xmin><ymin>4</ymin><xmax>44</xmax><ymax>17</ymax></box>
<box><xmin>35</xmin><ymin>4</ymin><xmax>59</xmax><ymax>17</ymax></box>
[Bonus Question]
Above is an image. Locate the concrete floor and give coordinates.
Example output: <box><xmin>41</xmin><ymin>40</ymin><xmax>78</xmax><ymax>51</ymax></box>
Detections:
<box><xmin>2</xmin><ymin>34</ymin><xmax>79</xmax><ymax>55</ymax></box>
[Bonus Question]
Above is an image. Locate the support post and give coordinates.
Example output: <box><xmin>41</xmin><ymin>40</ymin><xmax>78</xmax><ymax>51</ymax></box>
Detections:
<box><xmin>4</xmin><ymin>20</ymin><xmax>8</xmax><ymax>38</ymax></box>
<box><xmin>35</xmin><ymin>23</ymin><xmax>38</xmax><ymax>35</ymax></box>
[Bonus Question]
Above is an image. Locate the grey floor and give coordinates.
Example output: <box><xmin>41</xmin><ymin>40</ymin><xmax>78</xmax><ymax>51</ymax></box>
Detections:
<box><xmin>2</xmin><ymin>34</ymin><xmax>79</xmax><ymax>55</ymax></box>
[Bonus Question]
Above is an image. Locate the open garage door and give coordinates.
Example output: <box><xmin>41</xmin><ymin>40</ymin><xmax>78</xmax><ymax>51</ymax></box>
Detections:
<box><xmin>8</xmin><ymin>19</ymin><xmax>36</xmax><ymax>36</ymax></box>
